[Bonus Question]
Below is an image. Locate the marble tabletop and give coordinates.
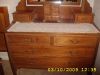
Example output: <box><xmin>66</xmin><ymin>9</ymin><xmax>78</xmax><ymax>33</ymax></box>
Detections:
<box><xmin>7</xmin><ymin>22</ymin><xmax>99</xmax><ymax>33</ymax></box>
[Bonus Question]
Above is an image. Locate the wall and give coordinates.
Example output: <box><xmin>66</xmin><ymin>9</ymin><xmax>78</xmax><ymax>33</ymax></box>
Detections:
<box><xmin>88</xmin><ymin>0</ymin><xmax>94</xmax><ymax>8</ymax></box>
<box><xmin>93</xmin><ymin>0</ymin><xmax>100</xmax><ymax>75</ymax></box>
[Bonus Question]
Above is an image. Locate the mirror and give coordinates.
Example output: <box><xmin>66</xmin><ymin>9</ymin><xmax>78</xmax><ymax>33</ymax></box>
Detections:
<box><xmin>26</xmin><ymin>0</ymin><xmax>82</xmax><ymax>6</ymax></box>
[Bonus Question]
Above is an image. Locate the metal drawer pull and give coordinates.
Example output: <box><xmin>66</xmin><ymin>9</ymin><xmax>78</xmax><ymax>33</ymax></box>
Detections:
<box><xmin>68</xmin><ymin>51</ymin><xmax>78</xmax><ymax>56</ymax></box>
<box><xmin>70</xmin><ymin>40</ymin><xmax>79</xmax><ymax>44</ymax></box>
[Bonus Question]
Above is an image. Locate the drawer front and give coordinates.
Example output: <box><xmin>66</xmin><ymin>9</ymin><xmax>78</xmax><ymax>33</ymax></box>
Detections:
<box><xmin>6</xmin><ymin>34</ymin><xmax>33</xmax><ymax>43</ymax></box>
<box><xmin>44</xmin><ymin>4</ymin><xmax>51</xmax><ymax>15</ymax></box>
<box><xmin>75</xmin><ymin>14</ymin><xmax>93</xmax><ymax>23</ymax></box>
<box><xmin>6</xmin><ymin>34</ymin><xmax>50</xmax><ymax>45</ymax></box>
<box><xmin>13</xmin><ymin>13</ymin><xmax>32</xmax><ymax>22</ymax></box>
<box><xmin>52</xmin><ymin>6</ymin><xmax>59</xmax><ymax>16</ymax></box>
<box><xmin>12</xmin><ymin>57</ymin><xmax>93</xmax><ymax>68</ymax></box>
<box><xmin>8</xmin><ymin>45</ymin><xmax>95</xmax><ymax>58</ymax></box>
<box><xmin>54</xmin><ymin>36</ymin><xmax>97</xmax><ymax>47</ymax></box>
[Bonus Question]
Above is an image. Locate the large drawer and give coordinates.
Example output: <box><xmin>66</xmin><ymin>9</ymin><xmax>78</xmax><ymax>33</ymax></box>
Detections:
<box><xmin>12</xmin><ymin>57</ymin><xmax>93</xmax><ymax>68</ymax></box>
<box><xmin>8</xmin><ymin>45</ymin><xmax>95</xmax><ymax>57</ymax></box>
<box><xmin>54</xmin><ymin>36</ymin><xmax>98</xmax><ymax>47</ymax></box>
<box><xmin>6</xmin><ymin>34</ymin><xmax>50</xmax><ymax>45</ymax></box>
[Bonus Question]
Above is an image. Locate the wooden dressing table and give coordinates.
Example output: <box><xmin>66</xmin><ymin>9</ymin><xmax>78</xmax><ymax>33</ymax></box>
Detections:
<box><xmin>5</xmin><ymin>23</ymin><xmax>100</xmax><ymax>75</ymax></box>
<box><xmin>5</xmin><ymin>0</ymin><xmax>100</xmax><ymax>75</ymax></box>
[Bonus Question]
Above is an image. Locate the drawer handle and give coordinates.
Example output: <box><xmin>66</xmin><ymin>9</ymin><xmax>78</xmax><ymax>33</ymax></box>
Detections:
<box><xmin>68</xmin><ymin>51</ymin><xmax>78</xmax><ymax>56</ymax></box>
<box><xmin>64</xmin><ymin>51</ymin><xmax>73</xmax><ymax>56</ymax></box>
<box><xmin>24</xmin><ymin>38</ymin><xmax>32</xmax><ymax>42</ymax></box>
<box><xmin>70</xmin><ymin>40</ymin><xmax>79</xmax><ymax>44</ymax></box>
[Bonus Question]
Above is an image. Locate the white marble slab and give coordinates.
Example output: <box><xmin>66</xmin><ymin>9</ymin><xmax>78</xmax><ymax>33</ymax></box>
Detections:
<box><xmin>7</xmin><ymin>22</ymin><xmax>99</xmax><ymax>33</ymax></box>
<box><xmin>0</xmin><ymin>52</ymin><xmax>9</xmax><ymax>60</ymax></box>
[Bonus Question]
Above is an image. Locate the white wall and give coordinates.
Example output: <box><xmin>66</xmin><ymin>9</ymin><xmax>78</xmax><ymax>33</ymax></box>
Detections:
<box><xmin>93</xmin><ymin>0</ymin><xmax>100</xmax><ymax>75</ymax></box>
<box><xmin>88</xmin><ymin>0</ymin><xmax>94</xmax><ymax>8</ymax></box>
<box><xmin>93</xmin><ymin>0</ymin><xmax>100</xmax><ymax>29</ymax></box>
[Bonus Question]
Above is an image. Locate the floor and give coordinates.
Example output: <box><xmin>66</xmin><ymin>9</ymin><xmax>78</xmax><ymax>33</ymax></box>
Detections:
<box><xmin>1</xmin><ymin>60</ymin><xmax>93</xmax><ymax>75</ymax></box>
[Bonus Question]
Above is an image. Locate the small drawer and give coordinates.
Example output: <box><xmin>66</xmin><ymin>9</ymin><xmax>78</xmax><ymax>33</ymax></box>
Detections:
<box><xmin>6</xmin><ymin>34</ymin><xmax>51</xmax><ymax>45</ymax></box>
<box><xmin>6</xmin><ymin>34</ymin><xmax>33</xmax><ymax>43</ymax></box>
<box><xmin>13</xmin><ymin>13</ymin><xmax>32</xmax><ymax>22</ymax></box>
<box><xmin>75</xmin><ymin>14</ymin><xmax>93</xmax><ymax>23</ymax></box>
<box><xmin>54</xmin><ymin>36</ymin><xmax>97</xmax><ymax>47</ymax></box>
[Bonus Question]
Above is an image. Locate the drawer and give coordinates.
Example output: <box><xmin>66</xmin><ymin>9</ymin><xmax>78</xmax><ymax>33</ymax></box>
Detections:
<box><xmin>75</xmin><ymin>14</ymin><xmax>93</xmax><ymax>23</ymax></box>
<box><xmin>9</xmin><ymin>45</ymin><xmax>95</xmax><ymax>58</ymax></box>
<box><xmin>54</xmin><ymin>36</ymin><xmax>97</xmax><ymax>47</ymax></box>
<box><xmin>13</xmin><ymin>13</ymin><xmax>32</xmax><ymax>22</ymax></box>
<box><xmin>51</xmin><ymin>47</ymin><xmax>95</xmax><ymax>57</ymax></box>
<box><xmin>6</xmin><ymin>34</ymin><xmax>50</xmax><ymax>45</ymax></box>
<box><xmin>13</xmin><ymin>57</ymin><xmax>93</xmax><ymax>68</ymax></box>
<box><xmin>6</xmin><ymin>34</ymin><xmax>33</xmax><ymax>43</ymax></box>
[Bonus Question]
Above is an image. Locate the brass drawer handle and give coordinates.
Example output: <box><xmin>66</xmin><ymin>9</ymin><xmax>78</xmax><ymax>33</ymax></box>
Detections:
<box><xmin>70</xmin><ymin>40</ymin><xmax>79</xmax><ymax>44</ymax></box>
<box><xmin>67</xmin><ymin>51</ymin><xmax>78</xmax><ymax>56</ymax></box>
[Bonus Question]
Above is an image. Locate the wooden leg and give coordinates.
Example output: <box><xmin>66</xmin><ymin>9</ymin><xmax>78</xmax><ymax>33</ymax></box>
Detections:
<box><xmin>87</xmin><ymin>72</ymin><xmax>92</xmax><ymax>75</ymax></box>
<box><xmin>10</xmin><ymin>63</ymin><xmax>17</xmax><ymax>75</ymax></box>
<box><xmin>8</xmin><ymin>53</ymin><xmax>17</xmax><ymax>75</ymax></box>
<box><xmin>0</xmin><ymin>59</ymin><xmax>4</xmax><ymax>75</ymax></box>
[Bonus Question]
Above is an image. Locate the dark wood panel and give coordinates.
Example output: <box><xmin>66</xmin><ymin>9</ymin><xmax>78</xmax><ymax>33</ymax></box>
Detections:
<box><xmin>0</xmin><ymin>33</ymin><xmax>6</xmax><ymax>51</ymax></box>
<box><xmin>12</xmin><ymin>57</ymin><xmax>93</xmax><ymax>68</ymax></box>
<box><xmin>0</xmin><ymin>7</ymin><xmax>10</xmax><ymax>31</ymax></box>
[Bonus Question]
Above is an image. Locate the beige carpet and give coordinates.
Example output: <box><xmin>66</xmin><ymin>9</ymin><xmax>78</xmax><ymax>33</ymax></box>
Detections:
<box><xmin>2</xmin><ymin>60</ymin><xmax>91</xmax><ymax>75</ymax></box>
